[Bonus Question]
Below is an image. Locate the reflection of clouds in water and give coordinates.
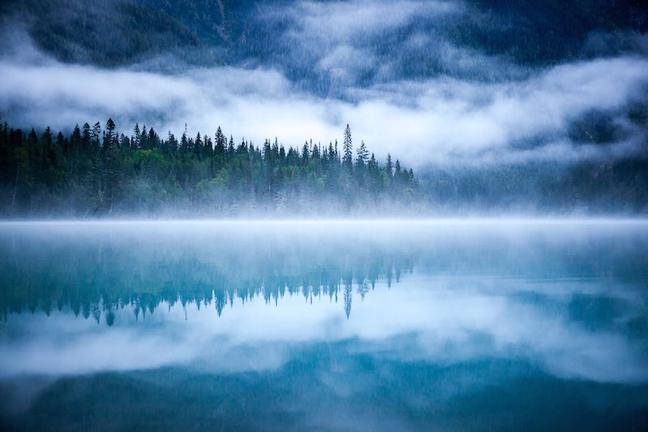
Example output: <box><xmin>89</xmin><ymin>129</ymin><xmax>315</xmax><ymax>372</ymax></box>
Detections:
<box><xmin>1</xmin><ymin>277</ymin><xmax>646</xmax><ymax>384</ymax></box>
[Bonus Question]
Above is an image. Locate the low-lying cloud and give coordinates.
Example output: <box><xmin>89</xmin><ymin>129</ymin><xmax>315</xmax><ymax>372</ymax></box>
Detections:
<box><xmin>2</xmin><ymin>43</ymin><xmax>646</xmax><ymax>166</ymax></box>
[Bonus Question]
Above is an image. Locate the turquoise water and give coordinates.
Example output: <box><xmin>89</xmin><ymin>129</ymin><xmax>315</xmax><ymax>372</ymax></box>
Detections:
<box><xmin>1</xmin><ymin>220</ymin><xmax>648</xmax><ymax>431</ymax></box>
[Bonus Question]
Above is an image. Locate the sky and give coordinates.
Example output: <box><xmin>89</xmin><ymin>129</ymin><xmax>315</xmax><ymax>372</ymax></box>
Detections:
<box><xmin>0</xmin><ymin>0</ymin><xmax>647</xmax><ymax>167</ymax></box>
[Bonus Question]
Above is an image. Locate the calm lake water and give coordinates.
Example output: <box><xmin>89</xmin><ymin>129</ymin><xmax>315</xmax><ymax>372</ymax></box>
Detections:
<box><xmin>1</xmin><ymin>220</ymin><xmax>648</xmax><ymax>431</ymax></box>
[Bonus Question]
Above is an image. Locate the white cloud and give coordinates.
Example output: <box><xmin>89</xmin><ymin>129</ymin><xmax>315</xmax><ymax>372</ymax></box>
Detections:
<box><xmin>0</xmin><ymin>34</ymin><xmax>647</xmax><ymax>166</ymax></box>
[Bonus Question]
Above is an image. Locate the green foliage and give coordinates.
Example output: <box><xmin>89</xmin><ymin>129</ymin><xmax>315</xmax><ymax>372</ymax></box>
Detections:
<box><xmin>0</xmin><ymin>119</ymin><xmax>419</xmax><ymax>216</ymax></box>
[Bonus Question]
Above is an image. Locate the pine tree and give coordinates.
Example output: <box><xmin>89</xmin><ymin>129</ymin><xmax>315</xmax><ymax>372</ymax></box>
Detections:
<box><xmin>133</xmin><ymin>123</ymin><xmax>141</xmax><ymax>148</ymax></box>
<box><xmin>140</xmin><ymin>125</ymin><xmax>149</xmax><ymax>149</ymax></box>
<box><xmin>71</xmin><ymin>125</ymin><xmax>81</xmax><ymax>156</ymax></box>
<box><xmin>227</xmin><ymin>136</ymin><xmax>235</xmax><ymax>159</ymax></box>
<box><xmin>342</xmin><ymin>124</ymin><xmax>353</xmax><ymax>169</ymax></box>
<box><xmin>81</xmin><ymin>123</ymin><xmax>91</xmax><ymax>149</ymax></box>
<box><xmin>355</xmin><ymin>140</ymin><xmax>368</xmax><ymax>168</ymax></box>
<box><xmin>214</xmin><ymin>126</ymin><xmax>226</xmax><ymax>166</ymax></box>
<box><xmin>194</xmin><ymin>133</ymin><xmax>203</xmax><ymax>157</ymax></box>
<box><xmin>104</xmin><ymin>118</ymin><xmax>116</xmax><ymax>149</ymax></box>
<box><xmin>91</xmin><ymin>122</ymin><xmax>101</xmax><ymax>150</ymax></box>
<box><xmin>386</xmin><ymin>153</ymin><xmax>393</xmax><ymax>179</ymax></box>
<box><xmin>180</xmin><ymin>127</ymin><xmax>189</xmax><ymax>152</ymax></box>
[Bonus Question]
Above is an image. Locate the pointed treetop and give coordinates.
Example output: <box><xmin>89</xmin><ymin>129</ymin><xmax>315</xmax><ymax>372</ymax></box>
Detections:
<box><xmin>343</xmin><ymin>124</ymin><xmax>353</xmax><ymax>166</ymax></box>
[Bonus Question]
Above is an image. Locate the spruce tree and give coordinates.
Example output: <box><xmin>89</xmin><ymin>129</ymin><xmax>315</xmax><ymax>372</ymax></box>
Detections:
<box><xmin>81</xmin><ymin>123</ymin><xmax>91</xmax><ymax>149</ymax></box>
<box><xmin>133</xmin><ymin>123</ymin><xmax>141</xmax><ymax>148</ymax></box>
<box><xmin>104</xmin><ymin>118</ymin><xmax>116</xmax><ymax>149</ymax></box>
<box><xmin>91</xmin><ymin>122</ymin><xmax>101</xmax><ymax>150</ymax></box>
<box><xmin>342</xmin><ymin>124</ymin><xmax>353</xmax><ymax>169</ymax></box>
<box><xmin>355</xmin><ymin>141</ymin><xmax>368</xmax><ymax>168</ymax></box>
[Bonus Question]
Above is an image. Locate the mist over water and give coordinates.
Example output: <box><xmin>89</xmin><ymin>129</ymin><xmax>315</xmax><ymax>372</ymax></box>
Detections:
<box><xmin>1</xmin><ymin>220</ymin><xmax>648</xmax><ymax>430</ymax></box>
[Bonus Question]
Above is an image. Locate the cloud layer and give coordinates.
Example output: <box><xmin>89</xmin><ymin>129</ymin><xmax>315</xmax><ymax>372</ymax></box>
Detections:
<box><xmin>0</xmin><ymin>0</ymin><xmax>647</xmax><ymax>167</ymax></box>
<box><xmin>2</xmin><ymin>50</ymin><xmax>646</xmax><ymax>166</ymax></box>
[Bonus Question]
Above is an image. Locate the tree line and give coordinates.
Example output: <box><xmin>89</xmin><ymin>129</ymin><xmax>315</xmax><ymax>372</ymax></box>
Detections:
<box><xmin>0</xmin><ymin>120</ymin><xmax>418</xmax><ymax>216</ymax></box>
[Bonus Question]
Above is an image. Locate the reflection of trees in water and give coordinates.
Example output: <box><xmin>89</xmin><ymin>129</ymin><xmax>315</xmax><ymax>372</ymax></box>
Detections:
<box><xmin>0</xmin><ymin>238</ymin><xmax>414</xmax><ymax>323</ymax></box>
<box><xmin>2</xmin><ymin>224</ymin><xmax>647</xmax><ymax>324</ymax></box>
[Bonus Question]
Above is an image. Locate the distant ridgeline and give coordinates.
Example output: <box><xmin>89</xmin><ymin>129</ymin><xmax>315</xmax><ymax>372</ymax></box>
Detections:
<box><xmin>0</xmin><ymin>120</ymin><xmax>418</xmax><ymax>216</ymax></box>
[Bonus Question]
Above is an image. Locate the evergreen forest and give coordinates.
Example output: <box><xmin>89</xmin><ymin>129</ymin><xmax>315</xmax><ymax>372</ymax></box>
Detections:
<box><xmin>0</xmin><ymin>120</ymin><xmax>418</xmax><ymax>216</ymax></box>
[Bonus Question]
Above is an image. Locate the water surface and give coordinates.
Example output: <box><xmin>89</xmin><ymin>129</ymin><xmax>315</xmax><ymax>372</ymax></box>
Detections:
<box><xmin>1</xmin><ymin>220</ymin><xmax>648</xmax><ymax>431</ymax></box>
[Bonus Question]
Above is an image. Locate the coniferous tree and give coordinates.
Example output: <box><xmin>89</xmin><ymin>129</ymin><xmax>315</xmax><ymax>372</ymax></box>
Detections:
<box><xmin>91</xmin><ymin>122</ymin><xmax>101</xmax><ymax>150</ymax></box>
<box><xmin>104</xmin><ymin>118</ymin><xmax>116</xmax><ymax>149</ymax></box>
<box><xmin>133</xmin><ymin>123</ymin><xmax>141</xmax><ymax>148</ymax></box>
<box><xmin>180</xmin><ymin>127</ymin><xmax>189</xmax><ymax>152</ymax></box>
<box><xmin>356</xmin><ymin>140</ymin><xmax>368</xmax><ymax>168</ymax></box>
<box><xmin>71</xmin><ymin>125</ymin><xmax>81</xmax><ymax>155</ymax></box>
<box><xmin>343</xmin><ymin>124</ymin><xmax>353</xmax><ymax>170</ymax></box>
<box><xmin>81</xmin><ymin>123</ymin><xmax>91</xmax><ymax>149</ymax></box>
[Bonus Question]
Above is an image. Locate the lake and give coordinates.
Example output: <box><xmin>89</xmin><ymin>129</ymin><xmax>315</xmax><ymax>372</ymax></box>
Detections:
<box><xmin>1</xmin><ymin>220</ymin><xmax>648</xmax><ymax>431</ymax></box>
